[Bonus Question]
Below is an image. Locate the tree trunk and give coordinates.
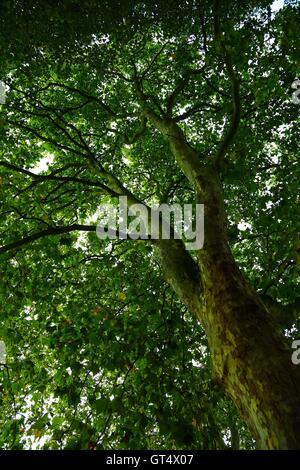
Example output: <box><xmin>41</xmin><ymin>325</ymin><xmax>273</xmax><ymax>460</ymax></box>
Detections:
<box><xmin>159</xmin><ymin>165</ymin><xmax>300</xmax><ymax>449</ymax></box>
<box><xmin>196</xmin><ymin>167</ymin><xmax>300</xmax><ymax>449</ymax></box>
<box><xmin>145</xmin><ymin>113</ymin><xmax>300</xmax><ymax>449</ymax></box>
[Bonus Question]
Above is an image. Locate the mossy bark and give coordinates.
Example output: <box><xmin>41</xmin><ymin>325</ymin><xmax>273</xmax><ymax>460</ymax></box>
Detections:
<box><xmin>159</xmin><ymin>165</ymin><xmax>300</xmax><ymax>449</ymax></box>
<box><xmin>146</xmin><ymin>114</ymin><xmax>300</xmax><ymax>449</ymax></box>
<box><xmin>196</xmin><ymin>168</ymin><xmax>300</xmax><ymax>449</ymax></box>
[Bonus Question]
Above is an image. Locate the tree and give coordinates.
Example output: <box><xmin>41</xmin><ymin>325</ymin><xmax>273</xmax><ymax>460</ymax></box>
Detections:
<box><xmin>0</xmin><ymin>0</ymin><xmax>299</xmax><ymax>450</ymax></box>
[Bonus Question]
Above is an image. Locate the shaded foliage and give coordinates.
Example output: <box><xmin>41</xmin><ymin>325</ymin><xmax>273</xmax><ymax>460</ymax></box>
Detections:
<box><xmin>0</xmin><ymin>0</ymin><xmax>299</xmax><ymax>449</ymax></box>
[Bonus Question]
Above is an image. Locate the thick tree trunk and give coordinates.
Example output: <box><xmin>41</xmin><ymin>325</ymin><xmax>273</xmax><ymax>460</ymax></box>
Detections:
<box><xmin>200</xmin><ymin>254</ymin><xmax>300</xmax><ymax>449</ymax></box>
<box><xmin>159</xmin><ymin>165</ymin><xmax>300</xmax><ymax>449</ymax></box>
<box><xmin>145</xmin><ymin>113</ymin><xmax>300</xmax><ymax>448</ymax></box>
<box><xmin>195</xmin><ymin>167</ymin><xmax>300</xmax><ymax>449</ymax></box>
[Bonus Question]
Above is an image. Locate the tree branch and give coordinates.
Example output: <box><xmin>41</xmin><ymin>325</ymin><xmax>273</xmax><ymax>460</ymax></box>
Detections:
<box><xmin>214</xmin><ymin>53</ymin><xmax>241</xmax><ymax>169</ymax></box>
<box><xmin>143</xmin><ymin>108</ymin><xmax>201</xmax><ymax>185</ymax></box>
<box><xmin>140</xmin><ymin>42</ymin><xmax>169</xmax><ymax>79</ymax></box>
<box><xmin>36</xmin><ymin>82</ymin><xmax>115</xmax><ymax>116</ymax></box>
<box><xmin>105</xmin><ymin>114</ymin><xmax>147</xmax><ymax>145</ymax></box>
<box><xmin>213</xmin><ymin>0</ymin><xmax>241</xmax><ymax>170</ymax></box>
<box><xmin>0</xmin><ymin>224</ymin><xmax>97</xmax><ymax>254</ymax></box>
<box><xmin>261</xmin><ymin>295</ymin><xmax>300</xmax><ymax>328</ymax></box>
<box><xmin>174</xmin><ymin>102</ymin><xmax>221</xmax><ymax>121</ymax></box>
<box><xmin>5</xmin><ymin>119</ymin><xmax>88</xmax><ymax>158</ymax></box>
<box><xmin>166</xmin><ymin>71</ymin><xmax>191</xmax><ymax>118</ymax></box>
<box><xmin>200</xmin><ymin>13</ymin><xmax>208</xmax><ymax>55</ymax></box>
<box><xmin>0</xmin><ymin>161</ymin><xmax>118</xmax><ymax>196</ymax></box>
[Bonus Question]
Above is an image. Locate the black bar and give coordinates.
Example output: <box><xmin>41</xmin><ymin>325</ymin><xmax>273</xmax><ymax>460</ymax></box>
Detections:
<box><xmin>0</xmin><ymin>450</ymin><xmax>299</xmax><ymax>467</ymax></box>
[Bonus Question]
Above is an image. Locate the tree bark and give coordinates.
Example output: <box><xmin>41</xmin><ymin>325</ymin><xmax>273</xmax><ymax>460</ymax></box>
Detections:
<box><xmin>194</xmin><ymin>166</ymin><xmax>300</xmax><ymax>449</ymax></box>
<box><xmin>158</xmin><ymin>164</ymin><xmax>300</xmax><ymax>449</ymax></box>
<box><xmin>144</xmin><ymin>110</ymin><xmax>300</xmax><ymax>449</ymax></box>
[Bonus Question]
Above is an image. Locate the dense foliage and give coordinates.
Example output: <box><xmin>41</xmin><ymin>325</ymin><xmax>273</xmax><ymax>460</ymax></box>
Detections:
<box><xmin>0</xmin><ymin>0</ymin><xmax>299</xmax><ymax>449</ymax></box>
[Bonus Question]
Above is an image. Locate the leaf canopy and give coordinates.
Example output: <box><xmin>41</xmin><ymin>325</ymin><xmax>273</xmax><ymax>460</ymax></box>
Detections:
<box><xmin>0</xmin><ymin>0</ymin><xmax>299</xmax><ymax>450</ymax></box>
